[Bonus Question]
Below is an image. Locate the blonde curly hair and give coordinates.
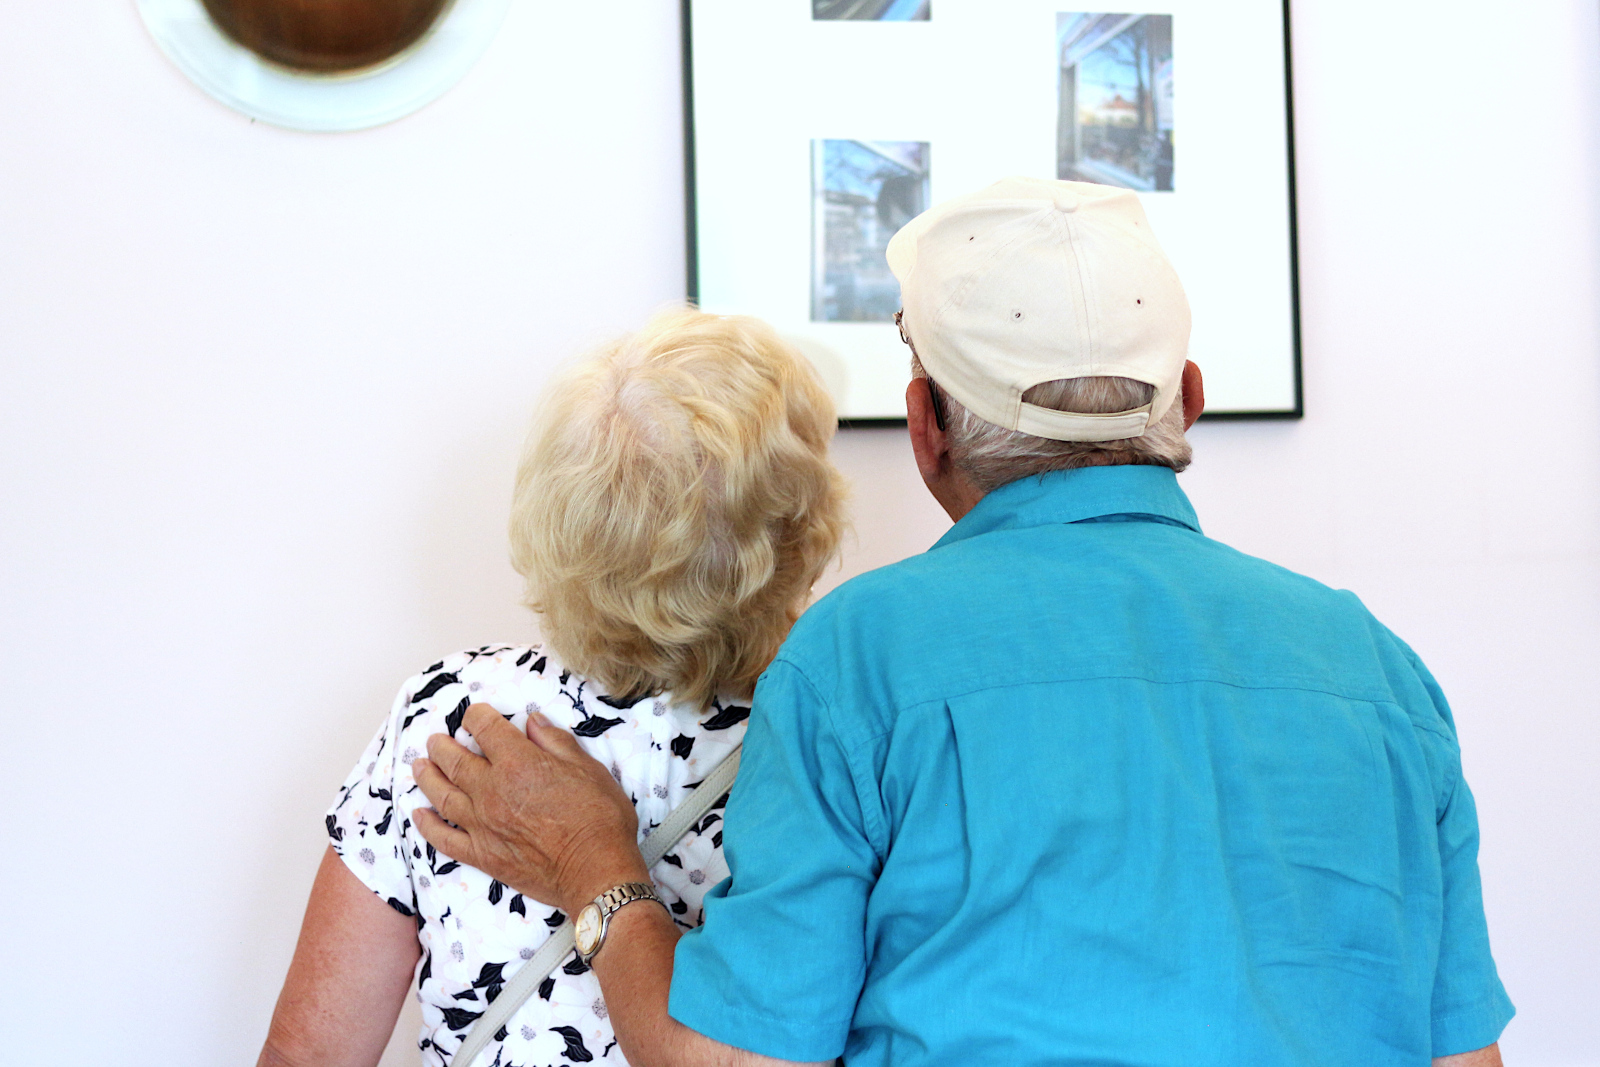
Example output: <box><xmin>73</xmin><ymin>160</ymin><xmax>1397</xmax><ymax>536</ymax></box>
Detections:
<box><xmin>510</xmin><ymin>309</ymin><xmax>848</xmax><ymax>709</ymax></box>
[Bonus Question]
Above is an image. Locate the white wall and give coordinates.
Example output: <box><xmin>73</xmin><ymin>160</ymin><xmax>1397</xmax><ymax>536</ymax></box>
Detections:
<box><xmin>2</xmin><ymin>2</ymin><xmax>1595</xmax><ymax>1064</ymax></box>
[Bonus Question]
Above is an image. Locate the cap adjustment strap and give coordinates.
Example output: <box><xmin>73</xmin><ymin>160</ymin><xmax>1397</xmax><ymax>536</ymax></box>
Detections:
<box><xmin>1014</xmin><ymin>401</ymin><xmax>1152</xmax><ymax>443</ymax></box>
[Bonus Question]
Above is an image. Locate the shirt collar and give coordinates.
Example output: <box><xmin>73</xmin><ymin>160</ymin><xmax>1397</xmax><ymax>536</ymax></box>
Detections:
<box><xmin>931</xmin><ymin>465</ymin><xmax>1202</xmax><ymax>550</ymax></box>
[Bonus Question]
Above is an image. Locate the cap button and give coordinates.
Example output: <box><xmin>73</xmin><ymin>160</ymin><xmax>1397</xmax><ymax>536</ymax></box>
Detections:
<box><xmin>1054</xmin><ymin>194</ymin><xmax>1079</xmax><ymax>213</ymax></box>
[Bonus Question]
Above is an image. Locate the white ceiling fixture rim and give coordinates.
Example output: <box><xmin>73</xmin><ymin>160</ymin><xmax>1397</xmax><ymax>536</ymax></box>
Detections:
<box><xmin>134</xmin><ymin>0</ymin><xmax>513</xmax><ymax>132</ymax></box>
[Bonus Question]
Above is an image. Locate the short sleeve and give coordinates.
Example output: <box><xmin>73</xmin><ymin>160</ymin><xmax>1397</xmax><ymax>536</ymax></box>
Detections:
<box><xmin>668</xmin><ymin>658</ymin><xmax>882</xmax><ymax>1062</ymax></box>
<box><xmin>1431</xmin><ymin>770</ymin><xmax>1515</xmax><ymax>1054</ymax></box>
<box><xmin>1372</xmin><ymin>624</ymin><xmax>1515</xmax><ymax>1053</ymax></box>
<box><xmin>325</xmin><ymin>683</ymin><xmax>417</xmax><ymax>918</ymax></box>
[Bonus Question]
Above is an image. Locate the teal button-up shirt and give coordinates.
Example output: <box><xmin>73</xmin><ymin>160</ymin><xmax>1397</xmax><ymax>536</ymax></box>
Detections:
<box><xmin>670</xmin><ymin>465</ymin><xmax>1513</xmax><ymax>1066</ymax></box>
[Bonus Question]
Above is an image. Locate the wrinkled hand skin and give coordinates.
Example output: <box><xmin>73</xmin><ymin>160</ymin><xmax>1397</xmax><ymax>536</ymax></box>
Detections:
<box><xmin>412</xmin><ymin>703</ymin><xmax>651</xmax><ymax>914</ymax></box>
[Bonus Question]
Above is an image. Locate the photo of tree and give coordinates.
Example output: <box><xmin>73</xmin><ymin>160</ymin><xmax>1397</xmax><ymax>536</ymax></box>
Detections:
<box><xmin>813</xmin><ymin>0</ymin><xmax>930</xmax><ymax>21</ymax></box>
<box><xmin>1057</xmin><ymin>13</ymin><xmax>1174</xmax><ymax>191</ymax></box>
<box><xmin>811</xmin><ymin>140</ymin><xmax>930</xmax><ymax>322</ymax></box>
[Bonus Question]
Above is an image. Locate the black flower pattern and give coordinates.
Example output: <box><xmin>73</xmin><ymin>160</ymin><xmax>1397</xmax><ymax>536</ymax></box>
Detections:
<box><xmin>573</xmin><ymin>713</ymin><xmax>625</xmax><ymax>738</ymax></box>
<box><xmin>411</xmin><ymin>671</ymin><xmax>459</xmax><ymax>704</ymax></box>
<box><xmin>439</xmin><ymin>1005</ymin><xmax>483</xmax><ymax>1031</ymax></box>
<box><xmin>701</xmin><ymin>700</ymin><xmax>751</xmax><ymax>731</ymax></box>
<box><xmin>551</xmin><ymin>1025</ymin><xmax>595</xmax><ymax>1062</ymax></box>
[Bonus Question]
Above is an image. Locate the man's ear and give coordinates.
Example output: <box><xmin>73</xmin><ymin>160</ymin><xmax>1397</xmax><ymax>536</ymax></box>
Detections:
<box><xmin>905</xmin><ymin>378</ymin><xmax>947</xmax><ymax>480</ymax></box>
<box><xmin>1180</xmin><ymin>361</ymin><xmax>1205</xmax><ymax>430</ymax></box>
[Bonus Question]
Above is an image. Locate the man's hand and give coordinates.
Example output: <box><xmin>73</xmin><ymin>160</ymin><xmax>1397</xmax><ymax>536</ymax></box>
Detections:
<box><xmin>415</xmin><ymin>704</ymin><xmax>830</xmax><ymax>1067</ymax></box>
<box><xmin>412</xmin><ymin>703</ymin><xmax>650</xmax><ymax>913</ymax></box>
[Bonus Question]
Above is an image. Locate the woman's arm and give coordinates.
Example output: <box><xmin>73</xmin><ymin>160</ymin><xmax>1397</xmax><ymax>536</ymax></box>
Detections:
<box><xmin>257</xmin><ymin>846</ymin><xmax>421</xmax><ymax>1067</ymax></box>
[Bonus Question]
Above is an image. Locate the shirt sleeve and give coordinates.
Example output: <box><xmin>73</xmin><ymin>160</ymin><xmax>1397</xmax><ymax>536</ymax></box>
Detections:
<box><xmin>1430</xmin><ymin>769</ymin><xmax>1515</xmax><ymax>1054</ymax></box>
<box><xmin>668</xmin><ymin>658</ymin><xmax>883</xmax><ymax>1062</ymax></box>
<box><xmin>1394</xmin><ymin>642</ymin><xmax>1516</xmax><ymax>1055</ymax></box>
<box><xmin>325</xmin><ymin>682</ymin><xmax>417</xmax><ymax>918</ymax></box>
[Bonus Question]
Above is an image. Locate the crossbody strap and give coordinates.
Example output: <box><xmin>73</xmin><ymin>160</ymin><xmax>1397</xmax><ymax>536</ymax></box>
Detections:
<box><xmin>452</xmin><ymin>745</ymin><xmax>742</xmax><ymax>1067</ymax></box>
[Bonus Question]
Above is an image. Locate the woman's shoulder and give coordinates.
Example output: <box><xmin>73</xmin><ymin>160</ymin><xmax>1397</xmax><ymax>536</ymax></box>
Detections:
<box><xmin>380</xmin><ymin>646</ymin><xmax>750</xmax><ymax>789</ymax></box>
<box><xmin>399</xmin><ymin>643</ymin><xmax>552</xmax><ymax>701</ymax></box>
<box><xmin>388</xmin><ymin>644</ymin><xmax>571</xmax><ymax>738</ymax></box>
<box><xmin>386</xmin><ymin>644</ymin><xmax>715</xmax><ymax>738</ymax></box>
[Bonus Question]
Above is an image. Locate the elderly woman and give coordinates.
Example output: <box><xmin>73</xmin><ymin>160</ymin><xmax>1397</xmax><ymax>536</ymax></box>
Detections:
<box><xmin>257</xmin><ymin>309</ymin><xmax>847</xmax><ymax>1067</ymax></box>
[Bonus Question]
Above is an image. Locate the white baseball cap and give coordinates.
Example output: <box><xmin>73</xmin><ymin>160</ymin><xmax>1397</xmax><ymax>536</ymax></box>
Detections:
<box><xmin>887</xmin><ymin>176</ymin><xmax>1191</xmax><ymax>442</ymax></box>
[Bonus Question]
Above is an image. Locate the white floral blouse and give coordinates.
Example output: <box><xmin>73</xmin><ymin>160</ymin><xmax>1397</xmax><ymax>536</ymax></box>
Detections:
<box><xmin>327</xmin><ymin>644</ymin><xmax>748</xmax><ymax>1067</ymax></box>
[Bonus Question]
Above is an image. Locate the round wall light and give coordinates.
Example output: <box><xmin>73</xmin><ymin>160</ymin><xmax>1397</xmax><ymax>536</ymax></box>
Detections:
<box><xmin>136</xmin><ymin>0</ymin><xmax>512</xmax><ymax>132</ymax></box>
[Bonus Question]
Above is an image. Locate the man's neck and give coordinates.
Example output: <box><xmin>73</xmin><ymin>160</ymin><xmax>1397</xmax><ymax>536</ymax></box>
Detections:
<box><xmin>922</xmin><ymin>467</ymin><xmax>986</xmax><ymax>523</ymax></box>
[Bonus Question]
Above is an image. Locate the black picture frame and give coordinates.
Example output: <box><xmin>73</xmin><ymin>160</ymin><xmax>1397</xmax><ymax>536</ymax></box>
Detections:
<box><xmin>682</xmin><ymin>0</ymin><xmax>1303</xmax><ymax>427</ymax></box>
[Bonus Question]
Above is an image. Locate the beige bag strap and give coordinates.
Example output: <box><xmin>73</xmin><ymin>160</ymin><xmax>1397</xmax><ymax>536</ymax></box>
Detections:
<box><xmin>452</xmin><ymin>746</ymin><xmax>742</xmax><ymax>1066</ymax></box>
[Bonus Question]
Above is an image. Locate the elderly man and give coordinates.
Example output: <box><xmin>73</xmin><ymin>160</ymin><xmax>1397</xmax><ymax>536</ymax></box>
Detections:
<box><xmin>413</xmin><ymin>178</ymin><xmax>1513</xmax><ymax>1067</ymax></box>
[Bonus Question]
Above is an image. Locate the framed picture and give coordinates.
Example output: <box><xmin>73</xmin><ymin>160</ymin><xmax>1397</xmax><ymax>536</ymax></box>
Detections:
<box><xmin>683</xmin><ymin>0</ymin><xmax>1301</xmax><ymax>424</ymax></box>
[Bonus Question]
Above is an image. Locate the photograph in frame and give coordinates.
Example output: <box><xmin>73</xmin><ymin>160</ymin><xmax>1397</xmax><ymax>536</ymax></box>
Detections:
<box><xmin>812</xmin><ymin>139</ymin><xmax>931</xmax><ymax>323</ymax></box>
<box><xmin>813</xmin><ymin>0</ymin><xmax>931</xmax><ymax>21</ymax></box>
<box><xmin>1057</xmin><ymin>13</ymin><xmax>1175</xmax><ymax>192</ymax></box>
<box><xmin>685</xmin><ymin>0</ymin><xmax>1301</xmax><ymax>424</ymax></box>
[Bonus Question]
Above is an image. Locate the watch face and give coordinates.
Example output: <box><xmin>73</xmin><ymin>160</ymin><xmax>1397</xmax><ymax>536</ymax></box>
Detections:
<box><xmin>574</xmin><ymin>903</ymin><xmax>603</xmax><ymax>955</ymax></box>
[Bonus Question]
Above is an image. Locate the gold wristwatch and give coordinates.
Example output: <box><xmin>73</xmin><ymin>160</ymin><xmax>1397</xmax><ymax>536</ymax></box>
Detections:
<box><xmin>573</xmin><ymin>882</ymin><xmax>668</xmax><ymax>965</ymax></box>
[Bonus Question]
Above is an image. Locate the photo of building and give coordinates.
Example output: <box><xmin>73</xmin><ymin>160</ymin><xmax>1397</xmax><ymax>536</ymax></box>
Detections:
<box><xmin>813</xmin><ymin>0</ymin><xmax>930</xmax><ymax>21</ymax></box>
<box><xmin>1057</xmin><ymin>13</ymin><xmax>1174</xmax><ymax>191</ymax></box>
<box><xmin>811</xmin><ymin>139</ymin><xmax>930</xmax><ymax>322</ymax></box>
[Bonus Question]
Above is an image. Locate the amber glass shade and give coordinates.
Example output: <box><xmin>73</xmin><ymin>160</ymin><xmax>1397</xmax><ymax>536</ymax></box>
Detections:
<box><xmin>201</xmin><ymin>0</ymin><xmax>453</xmax><ymax>73</ymax></box>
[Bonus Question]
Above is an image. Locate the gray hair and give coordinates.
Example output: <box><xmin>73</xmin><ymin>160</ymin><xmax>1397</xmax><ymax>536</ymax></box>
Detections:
<box><xmin>910</xmin><ymin>354</ymin><xmax>1192</xmax><ymax>493</ymax></box>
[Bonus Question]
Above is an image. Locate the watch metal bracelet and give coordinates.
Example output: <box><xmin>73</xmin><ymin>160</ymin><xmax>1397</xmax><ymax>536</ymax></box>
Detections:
<box><xmin>598</xmin><ymin>881</ymin><xmax>660</xmax><ymax>913</ymax></box>
<box><xmin>575</xmin><ymin>881</ymin><xmax>669</xmax><ymax>965</ymax></box>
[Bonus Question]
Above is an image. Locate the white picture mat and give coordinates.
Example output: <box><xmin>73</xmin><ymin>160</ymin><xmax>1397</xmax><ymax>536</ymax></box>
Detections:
<box><xmin>689</xmin><ymin>0</ymin><xmax>1299</xmax><ymax>420</ymax></box>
